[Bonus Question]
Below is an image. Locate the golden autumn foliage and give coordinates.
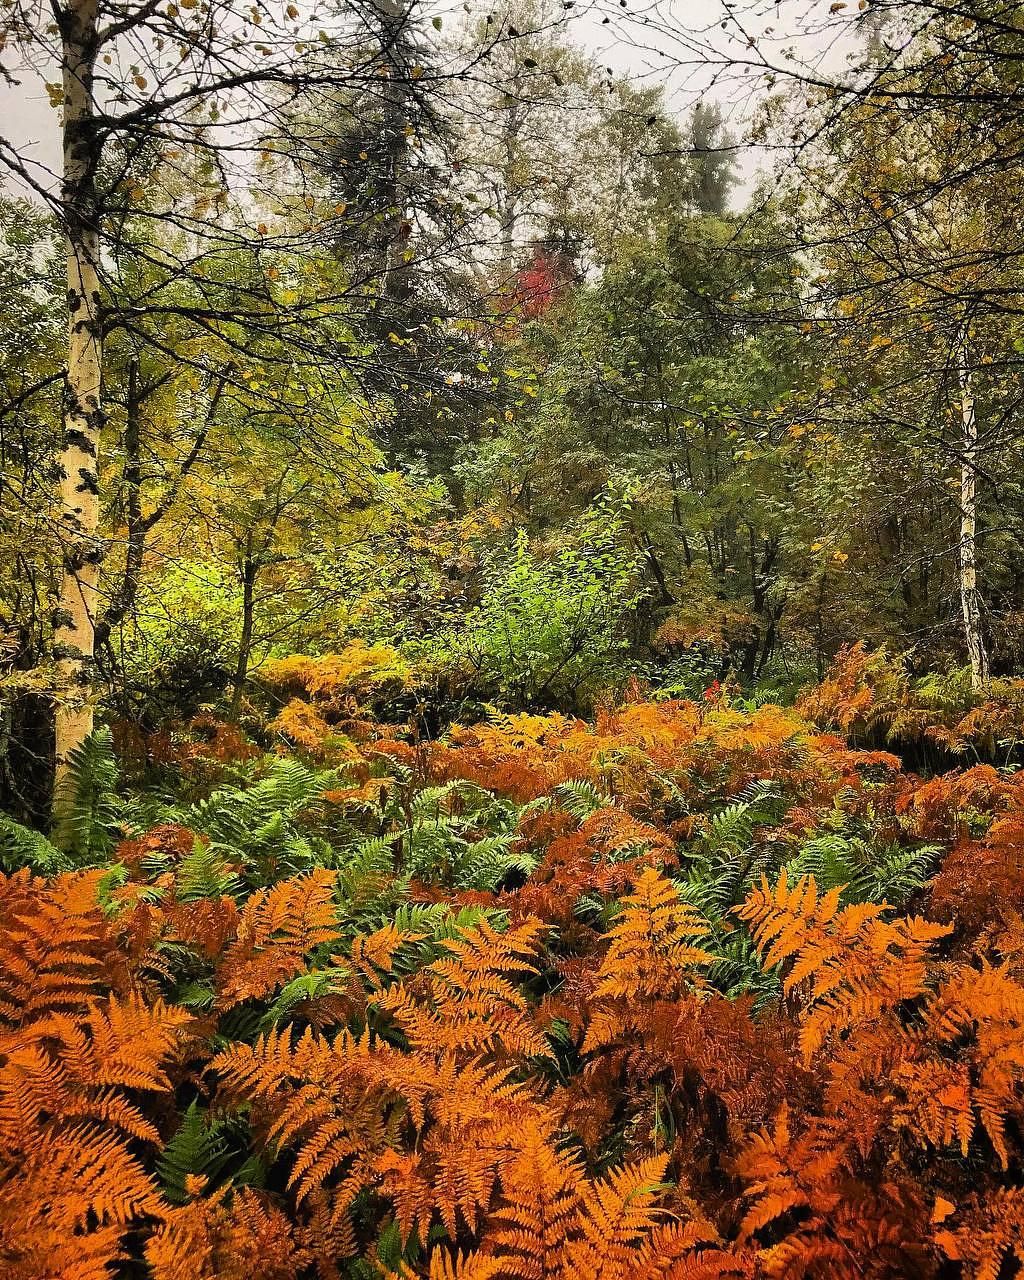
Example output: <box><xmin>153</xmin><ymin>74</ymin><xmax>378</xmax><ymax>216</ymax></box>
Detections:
<box><xmin>6</xmin><ymin>692</ymin><xmax>1024</xmax><ymax>1278</ymax></box>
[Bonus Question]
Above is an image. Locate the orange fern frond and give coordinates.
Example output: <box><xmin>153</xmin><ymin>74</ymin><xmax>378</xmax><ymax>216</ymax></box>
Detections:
<box><xmin>583</xmin><ymin>869</ymin><xmax>710</xmax><ymax>1054</ymax></box>
<box><xmin>6</xmin><ymin>1121</ymin><xmax>165</xmax><ymax>1230</ymax></box>
<box><xmin>0</xmin><ymin>869</ymin><xmax>120</xmax><ymax>1028</ymax></box>
<box><xmin>212</xmin><ymin>1023</ymin><xmax>401</xmax><ymax>1206</ymax></box>
<box><xmin>349</xmin><ymin>921</ymin><xmax>425</xmax><ymax>991</ymax></box>
<box><xmin>624</xmin><ymin>1222</ymin><xmax>755</xmax><ymax>1280</ymax></box>
<box><xmin>934</xmin><ymin>1188</ymin><xmax>1024</xmax><ymax>1280</ymax></box>
<box><xmin>734</xmin><ymin>1104</ymin><xmax>841</xmax><ymax>1240</ymax></box>
<box><xmin>482</xmin><ymin>1123</ymin><xmax>584</xmax><ymax>1279</ymax></box>
<box><xmin>560</xmin><ymin>1154</ymin><xmax>670</xmax><ymax>1280</ymax></box>
<box><xmin>917</xmin><ymin>962</ymin><xmax>1024</xmax><ymax>1167</ymax></box>
<box><xmin>146</xmin><ymin>1186</ymin><xmax>310</xmax><ymax>1280</ymax></box>
<box><xmin>374</xmin><ymin>917</ymin><xmax>548</xmax><ymax>1062</ymax></box>
<box><xmin>737</xmin><ymin>871</ymin><xmax>950</xmax><ymax>1061</ymax></box>
<box><xmin>594</xmin><ymin>868</ymin><xmax>710</xmax><ymax>1003</ymax></box>
<box><xmin>375</xmin><ymin>1149</ymin><xmax>435</xmax><ymax>1245</ymax></box>
<box><xmin>164</xmin><ymin>895</ymin><xmax>241</xmax><ymax>960</ymax></box>
<box><xmin>0</xmin><ymin>992</ymin><xmax>193</xmax><ymax>1155</ymax></box>
<box><xmin>216</xmin><ymin>869</ymin><xmax>340</xmax><ymax>1007</ymax></box>
<box><xmin>386</xmin><ymin>1245</ymin><xmax>506</xmax><ymax>1280</ymax></box>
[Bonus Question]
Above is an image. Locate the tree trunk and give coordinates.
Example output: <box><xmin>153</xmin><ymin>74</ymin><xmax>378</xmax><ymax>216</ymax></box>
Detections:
<box><xmin>958</xmin><ymin>354</ymin><xmax>989</xmax><ymax>690</ymax></box>
<box><xmin>95</xmin><ymin>370</ymin><xmax>223</xmax><ymax>652</ymax></box>
<box><xmin>229</xmin><ymin>553</ymin><xmax>258</xmax><ymax>722</ymax></box>
<box><xmin>53</xmin><ymin>0</ymin><xmax>104</xmax><ymax>821</ymax></box>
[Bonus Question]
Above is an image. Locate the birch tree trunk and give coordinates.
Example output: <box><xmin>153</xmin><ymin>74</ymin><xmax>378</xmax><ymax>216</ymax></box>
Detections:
<box><xmin>53</xmin><ymin>0</ymin><xmax>104</xmax><ymax>817</ymax></box>
<box><xmin>958</xmin><ymin>350</ymin><xmax>989</xmax><ymax>690</ymax></box>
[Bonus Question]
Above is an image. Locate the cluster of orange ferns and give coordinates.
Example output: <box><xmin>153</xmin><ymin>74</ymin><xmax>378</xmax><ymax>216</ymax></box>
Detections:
<box><xmin>6</xmin><ymin>692</ymin><xmax>1024</xmax><ymax>1279</ymax></box>
<box><xmin>797</xmin><ymin>640</ymin><xmax>1024</xmax><ymax>756</ymax></box>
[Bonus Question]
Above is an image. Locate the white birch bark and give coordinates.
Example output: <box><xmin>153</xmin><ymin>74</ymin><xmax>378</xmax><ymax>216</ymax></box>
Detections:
<box><xmin>958</xmin><ymin>345</ymin><xmax>989</xmax><ymax>690</ymax></box>
<box><xmin>53</xmin><ymin>0</ymin><xmax>104</xmax><ymax>814</ymax></box>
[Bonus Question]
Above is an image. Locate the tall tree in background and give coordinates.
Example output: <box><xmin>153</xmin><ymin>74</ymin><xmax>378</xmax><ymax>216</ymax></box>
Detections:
<box><xmin>0</xmin><ymin>0</ymin><xmax>526</xmax><ymax>820</ymax></box>
<box><xmin>764</xmin><ymin>10</ymin><xmax>1024</xmax><ymax>682</ymax></box>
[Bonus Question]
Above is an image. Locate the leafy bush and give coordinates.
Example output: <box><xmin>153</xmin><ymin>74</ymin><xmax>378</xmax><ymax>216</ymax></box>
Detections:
<box><xmin>436</xmin><ymin>524</ymin><xmax>640</xmax><ymax>710</ymax></box>
<box><xmin>111</xmin><ymin>562</ymin><xmax>241</xmax><ymax>724</ymax></box>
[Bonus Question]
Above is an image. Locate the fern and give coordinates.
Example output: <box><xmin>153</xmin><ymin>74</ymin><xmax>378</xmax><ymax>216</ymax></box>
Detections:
<box><xmin>699</xmin><ymin>783</ymin><xmax>781</xmax><ymax>857</ymax></box>
<box><xmin>737</xmin><ymin>869</ymin><xmax>952</xmax><ymax>1062</ymax></box>
<box><xmin>263</xmin><ymin>965</ymin><xmax>355</xmax><ymax>1027</ymax></box>
<box><xmin>216</xmin><ymin>868</ymin><xmax>342</xmax><ymax>1007</ymax></box>
<box><xmin>553</xmin><ymin>779</ymin><xmax>611</xmax><ymax>820</ymax></box>
<box><xmin>175</xmin><ymin>841</ymin><xmax>242</xmax><ymax>901</ymax></box>
<box><xmin>157</xmin><ymin>1101</ymin><xmax>235</xmax><ymax>1204</ymax></box>
<box><xmin>0</xmin><ymin>813</ymin><xmax>69</xmax><ymax>874</ymax></box>
<box><xmin>679</xmin><ymin>782</ymin><xmax>786</xmax><ymax>920</ymax></box>
<box><xmin>53</xmin><ymin>727</ymin><xmax>121</xmax><ymax>862</ymax></box>
<box><xmin>706</xmin><ymin>930</ymin><xmax>783</xmax><ymax>1010</ymax></box>
<box><xmin>785</xmin><ymin>832</ymin><xmax>939</xmax><ymax>907</ymax></box>
<box><xmin>181</xmin><ymin>759</ymin><xmax>329</xmax><ymax>886</ymax></box>
<box><xmin>454</xmin><ymin>834</ymin><xmax>537</xmax><ymax>892</ymax></box>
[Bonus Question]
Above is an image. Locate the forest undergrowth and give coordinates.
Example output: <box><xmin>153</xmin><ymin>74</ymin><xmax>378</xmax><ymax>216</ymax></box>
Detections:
<box><xmin>3</xmin><ymin>646</ymin><xmax>1024</xmax><ymax>1280</ymax></box>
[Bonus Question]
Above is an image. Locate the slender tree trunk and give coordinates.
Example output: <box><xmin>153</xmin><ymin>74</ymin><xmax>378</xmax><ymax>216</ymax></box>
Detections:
<box><xmin>958</xmin><ymin>353</ymin><xmax>989</xmax><ymax>689</ymax></box>
<box><xmin>640</xmin><ymin>532</ymin><xmax>675</xmax><ymax>607</ymax></box>
<box><xmin>95</xmin><ymin>371</ymin><xmax>224</xmax><ymax>651</ymax></box>
<box><xmin>498</xmin><ymin>96</ymin><xmax>522</xmax><ymax>275</ymax></box>
<box><xmin>53</xmin><ymin>0</ymin><xmax>104</xmax><ymax>819</ymax></box>
<box><xmin>229</xmin><ymin>551</ymin><xmax>258</xmax><ymax>722</ymax></box>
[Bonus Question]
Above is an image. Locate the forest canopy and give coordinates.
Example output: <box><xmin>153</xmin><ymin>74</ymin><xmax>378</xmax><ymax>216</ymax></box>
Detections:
<box><xmin>4</xmin><ymin>0</ymin><xmax>1024</xmax><ymax>1277</ymax></box>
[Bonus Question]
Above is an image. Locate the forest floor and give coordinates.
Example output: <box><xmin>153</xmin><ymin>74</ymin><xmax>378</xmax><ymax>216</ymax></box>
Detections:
<box><xmin>3</xmin><ymin>656</ymin><xmax>1024</xmax><ymax>1278</ymax></box>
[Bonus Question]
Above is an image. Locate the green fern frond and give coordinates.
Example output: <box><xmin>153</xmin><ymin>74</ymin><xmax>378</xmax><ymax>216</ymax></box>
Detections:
<box><xmin>553</xmin><ymin>778</ymin><xmax>611</xmax><ymax>819</ymax></box>
<box><xmin>454</xmin><ymin>834</ymin><xmax>538</xmax><ymax>891</ymax></box>
<box><xmin>176</xmin><ymin>841</ymin><xmax>242</xmax><ymax>901</ymax></box>
<box><xmin>263</xmin><ymin>965</ymin><xmax>353</xmax><ymax>1026</ymax></box>
<box><xmin>785</xmin><ymin>832</ymin><xmax>939</xmax><ymax>907</ymax></box>
<box><xmin>53</xmin><ymin>726</ymin><xmax>120</xmax><ymax>862</ymax></box>
<box><xmin>0</xmin><ymin>813</ymin><xmax>69</xmax><ymax>874</ymax></box>
<box><xmin>157</xmin><ymin>1102</ymin><xmax>234</xmax><ymax>1203</ymax></box>
<box><xmin>184</xmin><ymin>759</ymin><xmax>321</xmax><ymax>848</ymax></box>
<box><xmin>706</xmin><ymin>930</ymin><xmax>783</xmax><ymax>1009</ymax></box>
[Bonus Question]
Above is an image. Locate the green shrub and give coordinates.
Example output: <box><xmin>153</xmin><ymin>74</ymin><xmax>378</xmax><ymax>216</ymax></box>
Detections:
<box><xmin>436</xmin><ymin>523</ymin><xmax>640</xmax><ymax>710</ymax></box>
